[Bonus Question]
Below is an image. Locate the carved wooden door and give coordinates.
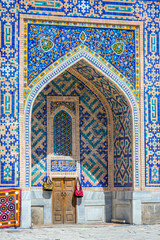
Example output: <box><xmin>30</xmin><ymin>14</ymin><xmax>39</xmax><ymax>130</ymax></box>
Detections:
<box><xmin>52</xmin><ymin>178</ymin><xmax>76</xmax><ymax>224</ymax></box>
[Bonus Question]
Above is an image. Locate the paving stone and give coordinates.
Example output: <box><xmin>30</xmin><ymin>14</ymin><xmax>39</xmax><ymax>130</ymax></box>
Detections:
<box><xmin>1</xmin><ymin>224</ymin><xmax>160</xmax><ymax>240</ymax></box>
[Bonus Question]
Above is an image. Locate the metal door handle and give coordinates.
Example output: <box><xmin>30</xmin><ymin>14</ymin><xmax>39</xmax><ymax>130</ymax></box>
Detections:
<box><xmin>61</xmin><ymin>192</ymin><xmax>66</xmax><ymax>197</ymax></box>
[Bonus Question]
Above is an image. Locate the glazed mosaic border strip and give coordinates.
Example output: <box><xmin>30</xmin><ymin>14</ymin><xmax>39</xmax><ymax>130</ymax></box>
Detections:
<box><xmin>51</xmin><ymin>160</ymin><xmax>77</xmax><ymax>172</ymax></box>
<box><xmin>29</xmin><ymin>0</ymin><xmax>135</xmax><ymax>17</ymax></box>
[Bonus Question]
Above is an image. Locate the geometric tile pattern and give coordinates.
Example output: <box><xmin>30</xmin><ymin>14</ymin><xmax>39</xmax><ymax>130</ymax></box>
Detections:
<box><xmin>31</xmin><ymin>71</ymin><xmax>108</xmax><ymax>187</ymax></box>
<box><xmin>79</xmin><ymin>91</ymin><xmax>108</xmax><ymax>187</ymax></box>
<box><xmin>31</xmin><ymin>94</ymin><xmax>47</xmax><ymax>186</ymax></box>
<box><xmin>0</xmin><ymin>123</ymin><xmax>19</xmax><ymax>186</ymax></box>
<box><xmin>72</xmin><ymin>60</ymin><xmax>133</xmax><ymax>187</ymax></box>
<box><xmin>140</xmin><ymin>2</ymin><xmax>160</xmax><ymax>187</ymax></box>
<box><xmin>27</xmin><ymin>23</ymin><xmax>137</xmax><ymax>89</ymax></box>
<box><xmin>0</xmin><ymin>0</ymin><xmax>159</xmax><ymax>188</ymax></box>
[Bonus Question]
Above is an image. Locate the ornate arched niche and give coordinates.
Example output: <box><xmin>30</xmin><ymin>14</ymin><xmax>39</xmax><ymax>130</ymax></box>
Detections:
<box><xmin>30</xmin><ymin>58</ymin><xmax>135</xmax><ymax>191</ymax></box>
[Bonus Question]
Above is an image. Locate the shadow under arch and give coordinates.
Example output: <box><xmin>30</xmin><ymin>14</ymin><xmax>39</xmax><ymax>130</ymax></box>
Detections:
<box><xmin>24</xmin><ymin>49</ymin><xmax>140</xmax><ymax>189</ymax></box>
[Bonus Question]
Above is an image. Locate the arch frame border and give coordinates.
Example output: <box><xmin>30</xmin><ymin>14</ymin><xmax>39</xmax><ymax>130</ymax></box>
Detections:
<box><xmin>19</xmin><ymin>15</ymin><xmax>144</xmax><ymax>191</ymax></box>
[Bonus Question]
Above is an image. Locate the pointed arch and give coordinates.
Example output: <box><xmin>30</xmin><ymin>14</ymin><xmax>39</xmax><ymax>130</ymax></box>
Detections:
<box><xmin>23</xmin><ymin>50</ymin><xmax>140</xmax><ymax>189</ymax></box>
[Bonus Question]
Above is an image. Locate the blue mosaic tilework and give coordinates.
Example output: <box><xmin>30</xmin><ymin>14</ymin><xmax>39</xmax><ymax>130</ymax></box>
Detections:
<box><xmin>133</xmin><ymin>1</ymin><xmax>160</xmax><ymax>187</ymax></box>
<box><xmin>20</xmin><ymin>0</ymin><xmax>135</xmax><ymax>17</ymax></box>
<box><xmin>0</xmin><ymin>0</ymin><xmax>19</xmax><ymax>187</ymax></box>
<box><xmin>0</xmin><ymin>0</ymin><xmax>159</xmax><ymax>188</ymax></box>
<box><xmin>31</xmin><ymin>94</ymin><xmax>47</xmax><ymax>186</ymax></box>
<box><xmin>0</xmin><ymin>123</ymin><xmax>19</xmax><ymax>186</ymax></box>
<box><xmin>31</xmin><ymin>70</ymin><xmax>108</xmax><ymax>187</ymax></box>
<box><xmin>0</xmin><ymin>77</ymin><xmax>19</xmax><ymax>186</ymax></box>
<box><xmin>51</xmin><ymin>160</ymin><xmax>77</xmax><ymax>172</ymax></box>
<box><xmin>72</xmin><ymin>60</ymin><xmax>133</xmax><ymax>187</ymax></box>
<box><xmin>24</xmin><ymin>20</ymin><xmax>140</xmax><ymax>107</ymax></box>
<box><xmin>27</xmin><ymin>24</ymin><xmax>136</xmax><ymax>88</ymax></box>
<box><xmin>79</xmin><ymin>91</ymin><xmax>108</xmax><ymax>188</ymax></box>
<box><xmin>0</xmin><ymin>81</ymin><xmax>18</xmax><ymax>123</ymax></box>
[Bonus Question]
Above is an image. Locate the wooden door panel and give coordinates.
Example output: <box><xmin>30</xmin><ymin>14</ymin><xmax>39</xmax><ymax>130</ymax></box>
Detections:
<box><xmin>65</xmin><ymin>179</ymin><xmax>73</xmax><ymax>187</ymax></box>
<box><xmin>54</xmin><ymin>191</ymin><xmax>62</xmax><ymax>211</ymax></box>
<box><xmin>55</xmin><ymin>180</ymin><xmax>61</xmax><ymax>187</ymax></box>
<box><xmin>52</xmin><ymin>178</ymin><xmax>76</xmax><ymax>224</ymax></box>
<box><xmin>66</xmin><ymin>214</ymin><xmax>74</xmax><ymax>222</ymax></box>
<box><xmin>64</xmin><ymin>179</ymin><xmax>76</xmax><ymax>224</ymax></box>
<box><xmin>52</xmin><ymin>179</ymin><xmax>63</xmax><ymax>224</ymax></box>
<box><xmin>66</xmin><ymin>191</ymin><xmax>73</xmax><ymax>211</ymax></box>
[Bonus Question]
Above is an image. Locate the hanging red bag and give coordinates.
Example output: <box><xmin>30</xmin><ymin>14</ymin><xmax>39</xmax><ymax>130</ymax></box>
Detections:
<box><xmin>74</xmin><ymin>178</ymin><xmax>83</xmax><ymax>198</ymax></box>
